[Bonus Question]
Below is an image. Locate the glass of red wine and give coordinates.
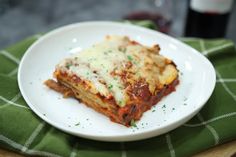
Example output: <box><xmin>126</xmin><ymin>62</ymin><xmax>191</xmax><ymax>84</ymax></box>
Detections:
<box><xmin>123</xmin><ymin>0</ymin><xmax>173</xmax><ymax>34</ymax></box>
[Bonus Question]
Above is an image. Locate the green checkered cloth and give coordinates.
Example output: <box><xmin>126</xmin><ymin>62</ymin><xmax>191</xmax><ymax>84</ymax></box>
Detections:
<box><xmin>0</xmin><ymin>23</ymin><xmax>236</xmax><ymax>157</ymax></box>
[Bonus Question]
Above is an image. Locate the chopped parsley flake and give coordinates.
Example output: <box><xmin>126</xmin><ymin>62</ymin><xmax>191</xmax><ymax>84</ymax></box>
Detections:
<box><xmin>66</xmin><ymin>63</ymin><xmax>72</xmax><ymax>69</ymax></box>
<box><xmin>104</xmin><ymin>50</ymin><xmax>112</xmax><ymax>55</ymax></box>
<box><xmin>108</xmin><ymin>84</ymin><xmax>113</xmax><ymax>90</ymax></box>
<box><xmin>152</xmin><ymin>110</ymin><xmax>156</xmax><ymax>112</ymax></box>
<box><xmin>104</xmin><ymin>51</ymin><xmax>108</xmax><ymax>55</ymax></box>
<box><xmin>86</xmin><ymin>72</ymin><xmax>89</xmax><ymax>75</ymax></box>
<box><xmin>75</xmin><ymin>122</ymin><xmax>80</xmax><ymax>126</ymax></box>
<box><xmin>162</xmin><ymin>104</ymin><xmax>166</xmax><ymax>108</ymax></box>
<box><xmin>118</xmin><ymin>47</ymin><xmax>126</xmax><ymax>52</ymax></box>
<box><xmin>127</xmin><ymin>55</ymin><xmax>133</xmax><ymax>61</ymax></box>
<box><xmin>133</xmin><ymin>61</ymin><xmax>138</xmax><ymax>65</ymax></box>
<box><xmin>130</xmin><ymin>119</ymin><xmax>137</xmax><ymax>127</ymax></box>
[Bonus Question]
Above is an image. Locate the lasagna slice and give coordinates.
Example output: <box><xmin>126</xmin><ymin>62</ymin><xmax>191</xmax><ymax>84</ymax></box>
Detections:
<box><xmin>45</xmin><ymin>35</ymin><xmax>179</xmax><ymax>126</ymax></box>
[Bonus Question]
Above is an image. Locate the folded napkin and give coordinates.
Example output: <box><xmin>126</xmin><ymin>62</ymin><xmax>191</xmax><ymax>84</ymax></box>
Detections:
<box><xmin>0</xmin><ymin>23</ymin><xmax>236</xmax><ymax>157</ymax></box>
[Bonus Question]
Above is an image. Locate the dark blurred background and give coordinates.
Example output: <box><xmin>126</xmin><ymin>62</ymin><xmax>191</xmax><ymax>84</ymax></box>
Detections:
<box><xmin>0</xmin><ymin>0</ymin><xmax>235</xmax><ymax>48</ymax></box>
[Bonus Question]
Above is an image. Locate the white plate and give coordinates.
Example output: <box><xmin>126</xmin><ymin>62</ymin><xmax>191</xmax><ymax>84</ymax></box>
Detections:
<box><xmin>18</xmin><ymin>21</ymin><xmax>216</xmax><ymax>142</ymax></box>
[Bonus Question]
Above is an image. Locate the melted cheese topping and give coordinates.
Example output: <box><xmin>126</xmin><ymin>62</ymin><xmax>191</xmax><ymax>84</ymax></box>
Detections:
<box><xmin>57</xmin><ymin>36</ymin><xmax>178</xmax><ymax>107</ymax></box>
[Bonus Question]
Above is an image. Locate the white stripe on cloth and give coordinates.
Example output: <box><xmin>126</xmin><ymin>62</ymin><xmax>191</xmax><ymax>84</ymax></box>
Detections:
<box><xmin>4</xmin><ymin>34</ymin><xmax>42</xmax><ymax>76</ymax></box>
<box><xmin>0</xmin><ymin>50</ymin><xmax>20</xmax><ymax>64</ymax></box>
<box><xmin>199</xmin><ymin>39</ymin><xmax>206</xmax><ymax>53</ymax></box>
<box><xmin>217</xmin><ymin>78</ymin><xmax>236</xmax><ymax>83</ymax></box>
<box><xmin>197</xmin><ymin>113</ymin><xmax>219</xmax><ymax>145</ymax></box>
<box><xmin>7</xmin><ymin>67</ymin><xmax>18</xmax><ymax>76</ymax></box>
<box><xmin>70</xmin><ymin>142</ymin><xmax>79</xmax><ymax>157</ymax></box>
<box><xmin>0</xmin><ymin>94</ymin><xmax>29</xmax><ymax>109</ymax></box>
<box><xmin>216</xmin><ymin>70</ymin><xmax>236</xmax><ymax>101</ymax></box>
<box><xmin>0</xmin><ymin>93</ymin><xmax>21</xmax><ymax>109</ymax></box>
<box><xmin>165</xmin><ymin>134</ymin><xmax>176</xmax><ymax>157</ymax></box>
<box><xmin>202</xmin><ymin>43</ymin><xmax>233</xmax><ymax>56</ymax></box>
<box><xmin>120</xmin><ymin>142</ymin><xmax>127</xmax><ymax>157</ymax></box>
<box><xmin>21</xmin><ymin>122</ymin><xmax>46</xmax><ymax>152</ymax></box>
<box><xmin>184</xmin><ymin>112</ymin><xmax>236</xmax><ymax>127</ymax></box>
<box><xmin>0</xmin><ymin>135</ymin><xmax>62</xmax><ymax>157</ymax></box>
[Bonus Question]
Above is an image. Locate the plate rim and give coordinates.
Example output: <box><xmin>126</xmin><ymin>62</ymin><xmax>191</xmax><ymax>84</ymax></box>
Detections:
<box><xmin>18</xmin><ymin>21</ymin><xmax>216</xmax><ymax>141</ymax></box>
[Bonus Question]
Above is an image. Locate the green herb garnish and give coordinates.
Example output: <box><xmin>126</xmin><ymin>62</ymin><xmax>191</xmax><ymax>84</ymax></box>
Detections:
<box><xmin>162</xmin><ymin>104</ymin><xmax>166</xmax><ymax>108</ymax></box>
<box><xmin>133</xmin><ymin>61</ymin><xmax>138</xmax><ymax>65</ymax></box>
<box><xmin>108</xmin><ymin>84</ymin><xmax>113</xmax><ymax>90</ymax></box>
<box><xmin>119</xmin><ymin>47</ymin><xmax>126</xmax><ymax>52</ymax></box>
<box><xmin>66</xmin><ymin>63</ymin><xmax>72</xmax><ymax>69</ymax></box>
<box><xmin>104</xmin><ymin>51</ymin><xmax>108</xmax><ymax>55</ymax></box>
<box><xmin>75</xmin><ymin>122</ymin><xmax>80</xmax><ymax>126</ymax></box>
<box><xmin>184</xmin><ymin>97</ymin><xmax>188</xmax><ymax>101</ymax></box>
<box><xmin>130</xmin><ymin>119</ymin><xmax>137</xmax><ymax>127</ymax></box>
<box><xmin>127</xmin><ymin>55</ymin><xmax>133</xmax><ymax>61</ymax></box>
